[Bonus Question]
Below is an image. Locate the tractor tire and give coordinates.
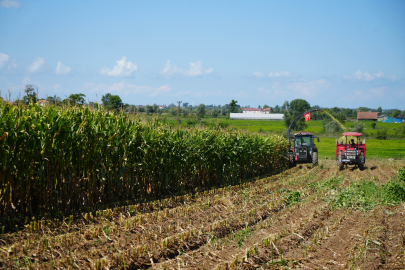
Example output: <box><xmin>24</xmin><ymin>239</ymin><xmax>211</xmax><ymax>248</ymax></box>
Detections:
<box><xmin>312</xmin><ymin>151</ymin><xmax>318</xmax><ymax>168</ymax></box>
<box><xmin>359</xmin><ymin>153</ymin><xmax>365</xmax><ymax>170</ymax></box>
<box><xmin>288</xmin><ymin>151</ymin><xmax>295</xmax><ymax>168</ymax></box>
<box><xmin>337</xmin><ymin>151</ymin><xmax>344</xmax><ymax>170</ymax></box>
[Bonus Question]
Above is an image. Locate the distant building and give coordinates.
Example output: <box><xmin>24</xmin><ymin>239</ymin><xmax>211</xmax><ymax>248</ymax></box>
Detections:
<box><xmin>37</xmin><ymin>100</ymin><xmax>48</xmax><ymax>106</ymax></box>
<box><xmin>159</xmin><ymin>105</ymin><xmax>167</xmax><ymax>110</ymax></box>
<box><xmin>230</xmin><ymin>113</ymin><xmax>283</xmax><ymax>120</ymax></box>
<box><xmin>382</xmin><ymin>117</ymin><xmax>403</xmax><ymax>123</ymax></box>
<box><xmin>243</xmin><ymin>108</ymin><xmax>272</xmax><ymax>114</ymax></box>
<box><xmin>357</xmin><ymin>111</ymin><xmax>379</xmax><ymax>121</ymax></box>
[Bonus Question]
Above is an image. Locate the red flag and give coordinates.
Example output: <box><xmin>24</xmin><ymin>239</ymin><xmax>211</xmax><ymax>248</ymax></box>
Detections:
<box><xmin>304</xmin><ymin>112</ymin><xmax>311</xmax><ymax>121</ymax></box>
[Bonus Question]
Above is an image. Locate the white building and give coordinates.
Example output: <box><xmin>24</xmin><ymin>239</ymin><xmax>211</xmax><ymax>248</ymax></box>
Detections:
<box><xmin>230</xmin><ymin>113</ymin><xmax>284</xmax><ymax>120</ymax></box>
<box><xmin>243</xmin><ymin>108</ymin><xmax>272</xmax><ymax>114</ymax></box>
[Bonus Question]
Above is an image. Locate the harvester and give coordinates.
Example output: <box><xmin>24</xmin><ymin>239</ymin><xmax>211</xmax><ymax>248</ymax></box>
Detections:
<box><xmin>335</xmin><ymin>132</ymin><xmax>366</xmax><ymax>170</ymax></box>
<box><xmin>287</xmin><ymin>109</ymin><xmax>323</xmax><ymax>168</ymax></box>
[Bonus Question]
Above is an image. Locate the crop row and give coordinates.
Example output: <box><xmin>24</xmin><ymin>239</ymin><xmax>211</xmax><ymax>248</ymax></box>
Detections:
<box><xmin>0</xmin><ymin>102</ymin><xmax>287</xmax><ymax>227</ymax></box>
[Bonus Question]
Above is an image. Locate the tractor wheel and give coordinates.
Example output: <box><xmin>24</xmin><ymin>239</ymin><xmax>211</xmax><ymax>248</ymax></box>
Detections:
<box><xmin>337</xmin><ymin>151</ymin><xmax>344</xmax><ymax>170</ymax></box>
<box><xmin>312</xmin><ymin>151</ymin><xmax>318</xmax><ymax>167</ymax></box>
<box><xmin>288</xmin><ymin>151</ymin><xmax>295</xmax><ymax>168</ymax></box>
<box><xmin>359</xmin><ymin>153</ymin><xmax>365</xmax><ymax>170</ymax></box>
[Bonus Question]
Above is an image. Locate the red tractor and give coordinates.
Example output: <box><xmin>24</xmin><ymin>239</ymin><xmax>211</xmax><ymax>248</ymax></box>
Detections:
<box><xmin>336</xmin><ymin>132</ymin><xmax>366</xmax><ymax>170</ymax></box>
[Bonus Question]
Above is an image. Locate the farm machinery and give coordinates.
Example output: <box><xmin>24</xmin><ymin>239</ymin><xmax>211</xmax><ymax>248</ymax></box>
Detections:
<box><xmin>287</xmin><ymin>109</ymin><xmax>323</xmax><ymax>168</ymax></box>
<box><xmin>336</xmin><ymin>132</ymin><xmax>366</xmax><ymax>170</ymax></box>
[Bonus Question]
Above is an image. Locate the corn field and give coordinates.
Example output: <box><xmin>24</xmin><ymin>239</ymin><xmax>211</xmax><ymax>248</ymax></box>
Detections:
<box><xmin>0</xmin><ymin>102</ymin><xmax>287</xmax><ymax>226</ymax></box>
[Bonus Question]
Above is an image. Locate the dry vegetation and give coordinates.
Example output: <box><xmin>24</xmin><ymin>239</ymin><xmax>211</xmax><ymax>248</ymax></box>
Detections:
<box><xmin>1</xmin><ymin>159</ymin><xmax>404</xmax><ymax>269</ymax></box>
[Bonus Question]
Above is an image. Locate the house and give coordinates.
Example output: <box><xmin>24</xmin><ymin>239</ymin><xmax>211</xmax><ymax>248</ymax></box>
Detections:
<box><xmin>357</xmin><ymin>111</ymin><xmax>379</xmax><ymax>121</ymax></box>
<box><xmin>37</xmin><ymin>100</ymin><xmax>48</xmax><ymax>106</ymax></box>
<box><xmin>243</xmin><ymin>108</ymin><xmax>272</xmax><ymax>114</ymax></box>
<box><xmin>159</xmin><ymin>105</ymin><xmax>167</xmax><ymax>110</ymax></box>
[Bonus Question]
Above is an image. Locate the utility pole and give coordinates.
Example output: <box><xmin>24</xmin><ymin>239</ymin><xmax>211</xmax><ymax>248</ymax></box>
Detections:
<box><xmin>177</xmin><ymin>101</ymin><xmax>182</xmax><ymax>126</ymax></box>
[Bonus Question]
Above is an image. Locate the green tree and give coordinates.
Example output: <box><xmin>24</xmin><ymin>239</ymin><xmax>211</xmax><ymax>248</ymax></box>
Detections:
<box><xmin>69</xmin><ymin>93</ymin><xmax>86</xmax><ymax>106</ymax></box>
<box><xmin>263</xmin><ymin>104</ymin><xmax>270</xmax><ymax>109</ymax></box>
<box><xmin>152</xmin><ymin>103</ymin><xmax>159</xmax><ymax>113</ymax></box>
<box><xmin>392</xmin><ymin>110</ymin><xmax>401</xmax><ymax>118</ymax></box>
<box><xmin>377</xmin><ymin>107</ymin><xmax>382</xmax><ymax>113</ymax></box>
<box><xmin>23</xmin><ymin>84</ymin><xmax>37</xmax><ymax>104</ymax></box>
<box><xmin>197</xmin><ymin>104</ymin><xmax>206</xmax><ymax>116</ymax></box>
<box><xmin>145</xmin><ymin>105</ymin><xmax>153</xmax><ymax>115</ymax></box>
<box><xmin>281</xmin><ymin>101</ymin><xmax>289</xmax><ymax>112</ymax></box>
<box><xmin>229</xmin><ymin>99</ymin><xmax>238</xmax><ymax>113</ymax></box>
<box><xmin>371</xmin><ymin>122</ymin><xmax>376</xmax><ymax>129</ymax></box>
<box><xmin>352</xmin><ymin>121</ymin><xmax>365</xmax><ymax>133</ymax></box>
<box><xmin>168</xmin><ymin>107</ymin><xmax>177</xmax><ymax>116</ymax></box>
<box><xmin>221</xmin><ymin>106</ymin><xmax>227</xmax><ymax>116</ymax></box>
<box><xmin>284</xmin><ymin>99</ymin><xmax>310</xmax><ymax>131</ymax></box>
<box><xmin>376</xmin><ymin>130</ymin><xmax>387</xmax><ymax>140</ymax></box>
<box><xmin>324</xmin><ymin>121</ymin><xmax>341</xmax><ymax>133</ymax></box>
<box><xmin>211</xmin><ymin>107</ymin><xmax>219</xmax><ymax>118</ymax></box>
<box><xmin>47</xmin><ymin>95</ymin><xmax>62</xmax><ymax>106</ymax></box>
<box><xmin>101</xmin><ymin>93</ymin><xmax>122</xmax><ymax>111</ymax></box>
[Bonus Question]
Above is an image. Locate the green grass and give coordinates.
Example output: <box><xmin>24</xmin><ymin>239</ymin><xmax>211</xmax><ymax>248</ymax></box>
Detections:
<box><xmin>329</xmin><ymin>169</ymin><xmax>405</xmax><ymax>211</ymax></box>
<box><xmin>157</xmin><ymin>116</ymin><xmax>405</xmax><ymax>159</ymax></box>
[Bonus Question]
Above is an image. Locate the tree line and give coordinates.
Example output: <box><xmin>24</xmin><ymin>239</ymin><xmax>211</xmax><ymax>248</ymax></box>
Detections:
<box><xmin>6</xmin><ymin>84</ymin><xmax>405</xmax><ymax>122</ymax></box>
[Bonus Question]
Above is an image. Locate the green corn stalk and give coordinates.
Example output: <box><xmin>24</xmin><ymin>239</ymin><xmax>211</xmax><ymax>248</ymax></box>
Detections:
<box><xmin>0</xmin><ymin>102</ymin><xmax>288</xmax><ymax>228</ymax></box>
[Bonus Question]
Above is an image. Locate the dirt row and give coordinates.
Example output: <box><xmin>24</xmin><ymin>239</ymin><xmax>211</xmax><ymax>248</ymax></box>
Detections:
<box><xmin>0</xmin><ymin>159</ymin><xmax>403</xmax><ymax>269</ymax></box>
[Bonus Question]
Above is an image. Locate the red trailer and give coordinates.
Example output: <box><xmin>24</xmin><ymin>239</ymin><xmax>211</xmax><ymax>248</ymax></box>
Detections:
<box><xmin>336</xmin><ymin>132</ymin><xmax>366</xmax><ymax>170</ymax></box>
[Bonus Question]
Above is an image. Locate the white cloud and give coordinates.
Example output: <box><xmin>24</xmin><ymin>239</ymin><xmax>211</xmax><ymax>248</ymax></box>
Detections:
<box><xmin>347</xmin><ymin>70</ymin><xmax>374</xmax><ymax>81</ymax></box>
<box><xmin>54</xmin><ymin>84</ymin><xmax>61</xmax><ymax>89</ymax></box>
<box><xmin>151</xmin><ymin>85</ymin><xmax>172</xmax><ymax>97</ymax></box>
<box><xmin>8</xmin><ymin>59</ymin><xmax>17</xmax><ymax>70</ymax></box>
<box><xmin>253</xmin><ymin>70</ymin><xmax>292</xmax><ymax>79</ymax></box>
<box><xmin>374</xmin><ymin>70</ymin><xmax>384</xmax><ymax>78</ymax></box>
<box><xmin>100</xmin><ymin>57</ymin><xmax>137</xmax><ymax>77</ymax></box>
<box><xmin>28</xmin><ymin>57</ymin><xmax>45</xmax><ymax>73</ymax></box>
<box><xmin>0</xmin><ymin>0</ymin><xmax>21</xmax><ymax>8</ymax></box>
<box><xmin>343</xmin><ymin>70</ymin><xmax>398</xmax><ymax>82</ymax></box>
<box><xmin>256</xmin><ymin>79</ymin><xmax>329</xmax><ymax>101</ymax></box>
<box><xmin>287</xmin><ymin>79</ymin><xmax>330</xmax><ymax>98</ymax></box>
<box><xmin>22</xmin><ymin>77</ymin><xmax>30</xmax><ymax>85</ymax></box>
<box><xmin>0</xmin><ymin>53</ymin><xmax>9</xmax><ymax>68</ymax></box>
<box><xmin>160</xmin><ymin>60</ymin><xmax>213</xmax><ymax>77</ymax></box>
<box><xmin>253</xmin><ymin>71</ymin><xmax>265</xmax><ymax>78</ymax></box>
<box><xmin>55</xmin><ymin>62</ymin><xmax>71</xmax><ymax>75</ymax></box>
<box><xmin>268</xmin><ymin>71</ymin><xmax>291</xmax><ymax>78</ymax></box>
<box><xmin>339</xmin><ymin>87</ymin><xmax>388</xmax><ymax>102</ymax></box>
<box><xmin>161</xmin><ymin>60</ymin><xmax>179</xmax><ymax>76</ymax></box>
<box><xmin>82</xmin><ymin>80</ymin><xmax>171</xmax><ymax>97</ymax></box>
<box><xmin>257</xmin><ymin>84</ymin><xmax>288</xmax><ymax>100</ymax></box>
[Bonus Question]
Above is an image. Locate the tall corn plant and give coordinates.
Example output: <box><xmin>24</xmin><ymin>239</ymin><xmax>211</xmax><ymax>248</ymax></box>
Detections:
<box><xmin>0</xmin><ymin>102</ymin><xmax>287</xmax><ymax>226</ymax></box>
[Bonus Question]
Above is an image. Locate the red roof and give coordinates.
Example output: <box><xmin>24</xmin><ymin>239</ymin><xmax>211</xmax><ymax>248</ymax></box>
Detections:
<box><xmin>357</xmin><ymin>111</ymin><xmax>379</xmax><ymax>120</ymax></box>
<box><xmin>342</xmin><ymin>132</ymin><xmax>362</xmax><ymax>137</ymax></box>
<box><xmin>243</xmin><ymin>108</ymin><xmax>271</xmax><ymax>111</ymax></box>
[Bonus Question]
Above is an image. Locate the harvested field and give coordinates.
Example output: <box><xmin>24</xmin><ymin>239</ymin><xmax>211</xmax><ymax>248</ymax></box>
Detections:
<box><xmin>1</xmin><ymin>159</ymin><xmax>404</xmax><ymax>269</ymax></box>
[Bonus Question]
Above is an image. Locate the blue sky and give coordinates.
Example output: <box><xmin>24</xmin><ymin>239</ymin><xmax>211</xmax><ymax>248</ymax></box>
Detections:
<box><xmin>1</xmin><ymin>0</ymin><xmax>404</xmax><ymax>109</ymax></box>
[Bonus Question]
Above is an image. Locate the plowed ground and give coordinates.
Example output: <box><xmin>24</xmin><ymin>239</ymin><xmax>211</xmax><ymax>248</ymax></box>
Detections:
<box><xmin>1</xmin><ymin>159</ymin><xmax>404</xmax><ymax>269</ymax></box>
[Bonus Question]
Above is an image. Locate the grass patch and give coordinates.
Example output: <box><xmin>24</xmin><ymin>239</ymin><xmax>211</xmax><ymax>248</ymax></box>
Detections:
<box><xmin>329</xmin><ymin>167</ymin><xmax>405</xmax><ymax>211</ymax></box>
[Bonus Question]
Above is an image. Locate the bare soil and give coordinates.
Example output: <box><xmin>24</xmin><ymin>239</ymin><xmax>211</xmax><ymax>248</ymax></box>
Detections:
<box><xmin>0</xmin><ymin>159</ymin><xmax>404</xmax><ymax>269</ymax></box>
